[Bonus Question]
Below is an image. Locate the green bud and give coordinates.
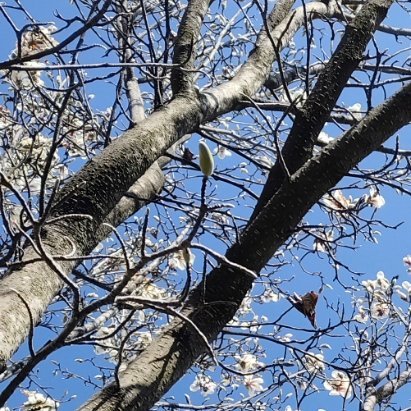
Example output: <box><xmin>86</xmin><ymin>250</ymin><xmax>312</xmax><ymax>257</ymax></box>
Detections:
<box><xmin>199</xmin><ymin>141</ymin><xmax>214</xmax><ymax>176</ymax></box>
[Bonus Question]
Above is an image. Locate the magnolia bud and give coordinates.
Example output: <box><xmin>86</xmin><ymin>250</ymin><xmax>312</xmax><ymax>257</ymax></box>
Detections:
<box><xmin>199</xmin><ymin>141</ymin><xmax>214</xmax><ymax>176</ymax></box>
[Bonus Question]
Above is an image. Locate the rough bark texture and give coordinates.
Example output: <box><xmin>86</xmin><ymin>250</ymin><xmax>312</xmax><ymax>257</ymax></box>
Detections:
<box><xmin>0</xmin><ymin>0</ymin><xmax>295</xmax><ymax>371</ymax></box>
<box><xmin>80</xmin><ymin>80</ymin><xmax>411</xmax><ymax>410</ymax></box>
<box><xmin>0</xmin><ymin>96</ymin><xmax>203</xmax><ymax>370</ymax></box>
<box><xmin>251</xmin><ymin>0</ymin><xmax>394</xmax><ymax>220</ymax></box>
<box><xmin>1</xmin><ymin>1</ymin><xmax>406</xmax><ymax>410</ymax></box>
<box><xmin>171</xmin><ymin>0</ymin><xmax>212</xmax><ymax>94</ymax></box>
<box><xmin>362</xmin><ymin>370</ymin><xmax>411</xmax><ymax>411</ymax></box>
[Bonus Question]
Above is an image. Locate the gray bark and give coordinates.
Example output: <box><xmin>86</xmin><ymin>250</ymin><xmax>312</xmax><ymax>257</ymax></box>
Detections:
<box><xmin>80</xmin><ymin>81</ymin><xmax>411</xmax><ymax>410</ymax></box>
<box><xmin>171</xmin><ymin>0</ymin><xmax>212</xmax><ymax>95</ymax></box>
<box><xmin>0</xmin><ymin>0</ymin><xmax>297</xmax><ymax>371</ymax></box>
<box><xmin>251</xmin><ymin>0</ymin><xmax>394</xmax><ymax>219</ymax></box>
<box><xmin>362</xmin><ymin>370</ymin><xmax>411</xmax><ymax>411</ymax></box>
<box><xmin>0</xmin><ymin>0</ymin><xmax>407</xmax><ymax>410</ymax></box>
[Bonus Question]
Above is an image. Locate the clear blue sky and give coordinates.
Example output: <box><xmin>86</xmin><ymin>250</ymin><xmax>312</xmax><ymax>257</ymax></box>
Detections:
<box><xmin>0</xmin><ymin>1</ymin><xmax>410</xmax><ymax>410</ymax></box>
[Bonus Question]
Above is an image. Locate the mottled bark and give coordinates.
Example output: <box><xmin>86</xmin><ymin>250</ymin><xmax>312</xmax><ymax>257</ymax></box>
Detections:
<box><xmin>80</xmin><ymin>80</ymin><xmax>411</xmax><ymax>410</ymax></box>
<box><xmin>362</xmin><ymin>370</ymin><xmax>411</xmax><ymax>411</ymax></box>
<box><xmin>171</xmin><ymin>0</ymin><xmax>212</xmax><ymax>95</ymax></box>
<box><xmin>251</xmin><ymin>0</ymin><xmax>394</xmax><ymax>221</ymax></box>
<box><xmin>0</xmin><ymin>0</ymin><xmax>296</xmax><ymax>371</ymax></box>
<box><xmin>0</xmin><ymin>0</ymin><xmax>405</xmax><ymax>407</ymax></box>
<box><xmin>0</xmin><ymin>96</ymin><xmax>203</xmax><ymax>370</ymax></box>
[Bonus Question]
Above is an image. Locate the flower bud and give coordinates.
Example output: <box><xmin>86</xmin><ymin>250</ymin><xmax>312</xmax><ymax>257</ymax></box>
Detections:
<box><xmin>199</xmin><ymin>141</ymin><xmax>214</xmax><ymax>176</ymax></box>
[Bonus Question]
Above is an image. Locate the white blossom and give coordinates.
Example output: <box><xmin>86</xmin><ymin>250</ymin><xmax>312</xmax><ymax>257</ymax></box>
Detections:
<box><xmin>93</xmin><ymin>325</ymin><xmax>118</xmax><ymax>357</ymax></box>
<box><xmin>396</xmin><ymin>289</ymin><xmax>409</xmax><ymax>302</ymax></box>
<box><xmin>362</xmin><ymin>279</ymin><xmax>376</xmax><ymax>293</ymax></box>
<box><xmin>22</xmin><ymin>390</ymin><xmax>59</xmax><ymax>411</ymax></box>
<box><xmin>210</xmin><ymin>212</ymin><xmax>229</xmax><ymax>225</ymax></box>
<box><xmin>313</xmin><ymin>230</ymin><xmax>334</xmax><ymax>253</ymax></box>
<box><xmin>243</xmin><ymin>375</ymin><xmax>264</xmax><ymax>394</ymax></box>
<box><xmin>169</xmin><ymin>248</ymin><xmax>195</xmax><ymax>270</ymax></box>
<box><xmin>323</xmin><ymin>371</ymin><xmax>352</xmax><ymax>398</ymax></box>
<box><xmin>0</xmin><ymin>106</ymin><xmax>12</xmax><ymax>129</ymax></box>
<box><xmin>234</xmin><ymin>353</ymin><xmax>264</xmax><ymax>372</ymax></box>
<box><xmin>86</xmin><ymin>292</ymin><xmax>99</xmax><ymax>299</ymax></box>
<box><xmin>353</xmin><ymin>306</ymin><xmax>369</xmax><ymax>323</ymax></box>
<box><xmin>303</xmin><ymin>352</ymin><xmax>325</xmax><ymax>373</ymax></box>
<box><xmin>255</xmin><ymin>401</ymin><xmax>267</xmax><ymax>410</ymax></box>
<box><xmin>9</xmin><ymin>61</ymin><xmax>44</xmax><ymax>89</ymax></box>
<box><xmin>238</xmin><ymin>296</ymin><xmax>253</xmax><ymax>314</ymax></box>
<box><xmin>371</xmin><ymin>301</ymin><xmax>390</xmax><ymax>319</ymax></box>
<box><xmin>189</xmin><ymin>374</ymin><xmax>217</xmax><ymax>396</ymax></box>
<box><xmin>214</xmin><ymin>145</ymin><xmax>232</xmax><ymax>159</ymax></box>
<box><xmin>375</xmin><ymin>271</ymin><xmax>390</xmax><ymax>291</ymax></box>
<box><xmin>317</xmin><ymin>131</ymin><xmax>333</xmax><ymax>144</ymax></box>
<box><xmin>362</xmin><ymin>271</ymin><xmax>390</xmax><ymax>296</ymax></box>
<box><xmin>18</xmin><ymin>25</ymin><xmax>58</xmax><ymax>57</ymax></box>
<box><xmin>323</xmin><ymin>190</ymin><xmax>355</xmax><ymax>211</ymax></box>
<box><xmin>347</xmin><ymin>102</ymin><xmax>362</xmax><ymax>120</ymax></box>
<box><xmin>258</xmin><ymin>155</ymin><xmax>274</xmax><ymax>168</ymax></box>
<box><xmin>278</xmin><ymin>333</ymin><xmax>293</xmax><ymax>343</ymax></box>
<box><xmin>403</xmin><ymin>255</ymin><xmax>411</xmax><ymax>272</ymax></box>
<box><xmin>0</xmin><ymin>131</ymin><xmax>60</xmax><ymax>193</ymax></box>
<box><xmin>402</xmin><ymin>281</ymin><xmax>411</xmax><ymax>294</ymax></box>
<box><xmin>366</xmin><ymin>187</ymin><xmax>385</xmax><ymax>208</ymax></box>
<box><xmin>239</xmin><ymin>162</ymin><xmax>249</xmax><ymax>174</ymax></box>
<box><xmin>138</xmin><ymin>282</ymin><xmax>166</xmax><ymax>300</ymax></box>
<box><xmin>261</xmin><ymin>288</ymin><xmax>281</xmax><ymax>303</ymax></box>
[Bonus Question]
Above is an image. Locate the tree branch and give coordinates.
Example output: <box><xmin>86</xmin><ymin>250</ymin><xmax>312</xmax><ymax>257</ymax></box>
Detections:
<box><xmin>362</xmin><ymin>369</ymin><xmax>411</xmax><ymax>411</ymax></box>
<box><xmin>170</xmin><ymin>0</ymin><xmax>212</xmax><ymax>95</ymax></box>
<box><xmin>79</xmin><ymin>80</ymin><xmax>411</xmax><ymax>410</ymax></box>
<box><xmin>0</xmin><ymin>0</ymin><xmax>336</xmax><ymax>372</ymax></box>
<box><xmin>251</xmin><ymin>0</ymin><xmax>394</xmax><ymax>221</ymax></box>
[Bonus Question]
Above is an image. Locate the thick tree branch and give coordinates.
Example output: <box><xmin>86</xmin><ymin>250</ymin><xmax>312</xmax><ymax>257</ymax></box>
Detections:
<box><xmin>170</xmin><ymin>0</ymin><xmax>212</xmax><ymax>95</ymax></box>
<box><xmin>0</xmin><ymin>0</ymin><xmax>332</xmax><ymax>372</ymax></box>
<box><xmin>251</xmin><ymin>0</ymin><xmax>394</xmax><ymax>221</ymax></box>
<box><xmin>202</xmin><ymin>0</ymin><xmax>328</xmax><ymax>117</ymax></box>
<box><xmin>362</xmin><ymin>369</ymin><xmax>411</xmax><ymax>411</ymax></box>
<box><xmin>80</xmin><ymin>80</ymin><xmax>411</xmax><ymax>410</ymax></box>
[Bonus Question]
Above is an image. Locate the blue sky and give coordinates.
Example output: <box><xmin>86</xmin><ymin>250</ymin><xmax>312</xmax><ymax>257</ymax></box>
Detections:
<box><xmin>0</xmin><ymin>0</ymin><xmax>410</xmax><ymax>410</ymax></box>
